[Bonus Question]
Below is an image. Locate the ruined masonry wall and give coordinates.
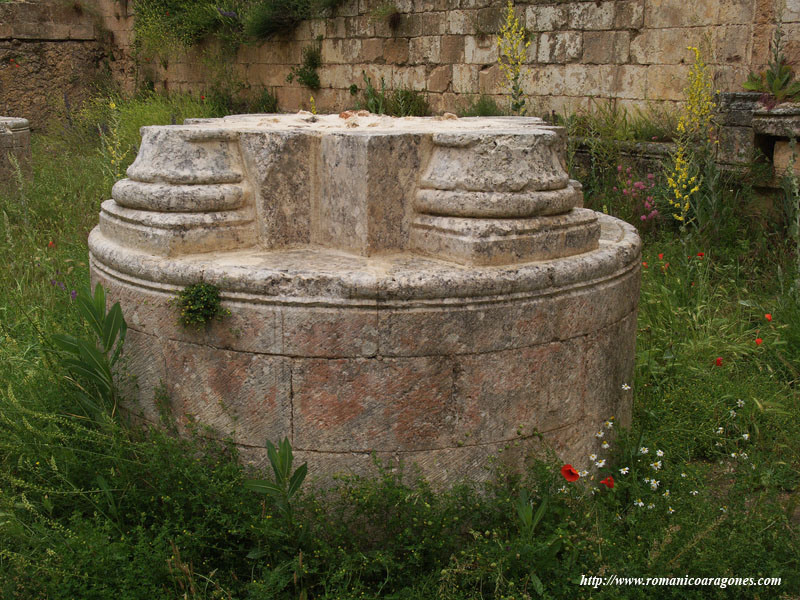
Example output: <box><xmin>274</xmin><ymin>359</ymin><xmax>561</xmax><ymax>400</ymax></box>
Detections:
<box><xmin>0</xmin><ymin>1</ymin><xmax>111</xmax><ymax>128</ymax></box>
<box><xmin>88</xmin><ymin>0</ymin><xmax>800</xmax><ymax>115</ymax></box>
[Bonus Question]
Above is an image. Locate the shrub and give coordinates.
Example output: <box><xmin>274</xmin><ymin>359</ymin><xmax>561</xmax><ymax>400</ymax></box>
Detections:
<box><xmin>174</xmin><ymin>282</ymin><xmax>228</xmax><ymax>328</ymax></box>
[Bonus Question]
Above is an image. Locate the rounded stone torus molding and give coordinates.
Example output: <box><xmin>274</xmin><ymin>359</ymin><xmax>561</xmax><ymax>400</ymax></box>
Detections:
<box><xmin>89</xmin><ymin>113</ymin><xmax>641</xmax><ymax>487</ymax></box>
<box><xmin>0</xmin><ymin>117</ymin><xmax>31</xmax><ymax>181</ymax></box>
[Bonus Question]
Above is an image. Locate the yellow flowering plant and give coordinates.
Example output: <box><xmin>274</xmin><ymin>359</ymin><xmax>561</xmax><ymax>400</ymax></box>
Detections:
<box><xmin>666</xmin><ymin>46</ymin><xmax>716</xmax><ymax>230</ymax></box>
<box><xmin>497</xmin><ymin>1</ymin><xmax>530</xmax><ymax>115</ymax></box>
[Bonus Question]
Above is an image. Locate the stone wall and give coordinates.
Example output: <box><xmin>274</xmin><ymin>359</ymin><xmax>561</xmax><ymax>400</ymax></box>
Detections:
<box><xmin>0</xmin><ymin>0</ymin><xmax>109</xmax><ymax>128</ymax></box>
<box><xmin>86</xmin><ymin>0</ymin><xmax>800</xmax><ymax>115</ymax></box>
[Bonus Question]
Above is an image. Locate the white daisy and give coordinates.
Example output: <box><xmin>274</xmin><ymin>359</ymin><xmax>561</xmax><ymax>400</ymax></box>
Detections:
<box><xmin>619</xmin><ymin>467</ymin><xmax>629</xmax><ymax>475</ymax></box>
<box><xmin>640</xmin><ymin>447</ymin><xmax>649</xmax><ymax>454</ymax></box>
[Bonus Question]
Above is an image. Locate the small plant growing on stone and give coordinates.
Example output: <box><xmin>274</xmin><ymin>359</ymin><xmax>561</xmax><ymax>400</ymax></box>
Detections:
<box><xmin>287</xmin><ymin>36</ymin><xmax>322</xmax><ymax>90</ymax></box>
<box><xmin>496</xmin><ymin>0</ymin><xmax>530</xmax><ymax>115</ymax></box>
<box><xmin>175</xmin><ymin>282</ymin><xmax>228</xmax><ymax>328</ymax></box>
<box><xmin>743</xmin><ymin>22</ymin><xmax>800</xmax><ymax>107</ymax></box>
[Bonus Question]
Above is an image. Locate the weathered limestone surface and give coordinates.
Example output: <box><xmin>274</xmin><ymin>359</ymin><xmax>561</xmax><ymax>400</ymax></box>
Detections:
<box><xmin>0</xmin><ymin>117</ymin><xmax>30</xmax><ymax>181</ymax></box>
<box><xmin>92</xmin><ymin>114</ymin><xmax>641</xmax><ymax>486</ymax></box>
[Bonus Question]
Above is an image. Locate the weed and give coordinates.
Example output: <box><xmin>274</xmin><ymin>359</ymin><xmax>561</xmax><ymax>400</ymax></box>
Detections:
<box><xmin>496</xmin><ymin>0</ymin><xmax>530</xmax><ymax>115</ymax></box>
<box><xmin>287</xmin><ymin>37</ymin><xmax>323</xmax><ymax>91</ymax></box>
<box><xmin>355</xmin><ymin>72</ymin><xmax>429</xmax><ymax>116</ymax></box>
<box><xmin>458</xmin><ymin>94</ymin><xmax>506</xmax><ymax>117</ymax></box>
<box><xmin>174</xmin><ymin>282</ymin><xmax>229</xmax><ymax>328</ymax></box>
<box><xmin>743</xmin><ymin>20</ymin><xmax>800</xmax><ymax>106</ymax></box>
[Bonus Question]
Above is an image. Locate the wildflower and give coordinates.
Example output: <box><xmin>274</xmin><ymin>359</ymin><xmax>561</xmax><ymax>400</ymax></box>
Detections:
<box><xmin>729</xmin><ymin>410</ymin><xmax>736</xmax><ymax>418</ymax></box>
<box><xmin>662</xmin><ymin>489</ymin><xmax>670</xmax><ymax>497</ymax></box>
<box><xmin>558</xmin><ymin>485</ymin><xmax>568</xmax><ymax>493</ymax></box>
<box><xmin>656</xmin><ymin>450</ymin><xmax>664</xmax><ymax>457</ymax></box>
<box><xmin>48</xmin><ymin>241</ymin><xmax>55</xmax><ymax>248</ymax></box>
<box><xmin>715</xmin><ymin>357</ymin><xmax>723</xmax><ymax>367</ymax></box>
<box><xmin>690</xmin><ymin>490</ymin><xmax>699</xmax><ymax>496</ymax></box>
<box><xmin>650</xmin><ymin>480</ymin><xmax>660</xmax><ymax>490</ymax></box>
<box><xmin>737</xmin><ymin>399</ymin><xmax>745</xmax><ymax>408</ymax></box>
<box><xmin>765</xmin><ymin>313</ymin><xmax>772</xmax><ymax>322</ymax></box>
<box><xmin>604</xmin><ymin>419</ymin><xmax>614</xmax><ymax>429</ymax></box>
<box><xmin>602</xmin><ymin>441</ymin><xmax>610</xmax><ymax>449</ymax></box>
<box><xmin>731</xmin><ymin>452</ymin><xmax>738</xmax><ymax>459</ymax></box>
<box><xmin>681</xmin><ymin>472</ymin><xmax>687</xmax><ymax>478</ymax></box>
<box><xmin>619</xmin><ymin>467</ymin><xmax>630</xmax><ymax>475</ymax></box>
<box><xmin>755</xmin><ymin>338</ymin><xmax>763</xmax><ymax>346</ymax></box>
<box><xmin>109</xmin><ymin>101</ymin><xmax>116</xmax><ymax>110</ymax></box>
<box><xmin>579</xmin><ymin>470</ymin><xmax>589</xmax><ymax>477</ymax></box>
<box><xmin>201</xmin><ymin>95</ymin><xmax>205</xmax><ymax>100</ymax></box>
<box><xmin>600</xmin><ymin>476</ymin><xmax>614</xmax><ymax>489</ymax></box>
<box><xmin>595</xmin><ymin>430</ymin><xmax>604</xmax><ymax>439</ymax></box>
<box><xmin>70</xmin><ymin>290</ymin><xmax>77</xmax><ymax>301</ymax></box>
<box><xmin>697</xmin><ymin>252</ymin><xmax>705</xmax><ymax>258</ymax></box>
<box><xmin>640</xmin><ymin>447</ymin><xmax>649</xmax><ymax>454</ymax></box>
<box><xmin>716</xmin><ymin>427</ymin><xmax>724</xmax><ymax>434</ymax></box>
<box><xmin>647</xmin><ymin>503</ymin><xmax>655</xmax><ymax>509</ymax></box>
<box><xmin>643</xmin><ymin>261</ymin><xmax>649</xmax><ymax>268</ymax></box>
<box><xmin>634</xmin><ymin>499</ymin><xmax>644</xmax><ymax>507</ymax></box>
<box><xmin>644</xmin><ymin>477</ymin><xmax>650</xmax><ymax>483</ymax></box>
<box><xmin>621</xmin><ymin>383</ymin><xmax>631</xmax><ymax>391</ymax></box>
<box><xmin>742</xmin><ymin>433</ymin><xmax>749</xmax><ymax>441</ymax></box>
<box><xmin>650</xmin><ymin>461</ymin><xmax>662</xmax><ymax>471</ymax></box>
<box><xmin>740</xmin><ymin>452</ymin><xmax>748</xmax><ymax>460</ymax></box>
<box><xmin>647</xmin><ymin>173</ymin><xmax>655</xmax><ymax>180</ymax></box>
<box><xmin>720</xmin><ymin>506</ymin><xmax>727</xmax><ymax>513</ymax></box>
<box><xmin>560</xmin><ymin>464</ymin><xmax>580</xmax><ymax>482</ymax></box>
<box><xmin>658</xmin><ymin>253</ymin><xmax>664</xmax><ymax>260</ymax></box>
<box><xmin>667</xmin><ymin>506</ymin><xmax>675</xmax><ymax>514</ymax></box>
<box><xmin>589</xmin><ymin>453</ymin><xmax>597</xmax><ymax>461</ymax></box>
<box><xmin>595</xmin><ymin>459</ymin><xmax>606</xmax><ymax>468</ymax></box>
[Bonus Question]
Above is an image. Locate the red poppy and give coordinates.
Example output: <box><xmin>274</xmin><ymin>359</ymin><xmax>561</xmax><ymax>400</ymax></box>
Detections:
<box><xmin>642</xmin><ymin>261</ymin><xmax>648</xmax><ymax>268</ymax></box>
<box><xmin>715</xmin><ymin>357</ymin><xmax>723</xmax><ymax>366</ymax></box>
<box><xmin>662</xmin><ymin>262</ymin><xmax>669</xmax><ymax>271</ymax></box>
<box><xmin>201</xmin><ymin>95</ymin><xmax>205</xmax><ymax>100</ymax></box>
<box><xmin>560</xmin><ymin>464</ymin><xmax>580</xmax><ymax>482</ymax></box>
<box><xmin>765</xmin><ymin>313</ymin><xmax>772</xmax><ymax>322</ymax></box>
<box><xmin>755</xmin><ymin>338</ymin><xmax>763</xmax><ymax>346</ymax></box>
<box><xmin>697</xmin><ymin>252</ymin><xmax>705</xmax><ymax>258</ymax></box>
<box><xmin>600</xmin><ymin>476</ymin><xmax>614</xmax><ymax>489</ymax></box>
<box><xmin>658</xmin><ymin>253</ymin><xmax>664</xmax><ymax>260</ymax></box>
<box><xmin>47</xmin><ymin>241</ymin><xmax>55</xmax><ymax>248</ymax></box>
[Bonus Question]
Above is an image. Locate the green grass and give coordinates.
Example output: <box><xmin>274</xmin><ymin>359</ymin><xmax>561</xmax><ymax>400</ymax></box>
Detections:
<box><xmin>0</xmin><ymin>92</ymin><xmax>799</xmax><ymax>599</ymax></box>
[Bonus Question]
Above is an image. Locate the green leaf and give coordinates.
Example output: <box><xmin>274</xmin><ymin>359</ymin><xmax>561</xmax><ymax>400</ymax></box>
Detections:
<box><xmin>76</xmin><ymin>340</ymin><xmax>113</xmax><ymax>388</ymax></box>
<box><xmin>266</xmin><ymin>440</ymin><xmax>283</xmax><ymax>484</ymax></box>
<box><xmin>52</xmin><ymin>333</ymin><xmax>80</xmax><ymax>356</ymax></box>
<box><xmin>531</xmin><ymin>496</ymin><xmax>548</xmax><ymax>532</ymax></box>
<box><xmin>76</xmin><ymin>293</ymin><xmax>104</xmax><ymax>341</ymax></box>
<box><xmin>243</xmin><ymin>478</ymin><xmax>282</xmax><ymax>497</ymax></box>
<box><xmin>101</xmin><ymin>303</ymin><xmax>125</xmax><ymax>353</ymax></box>
<box><xmin>288</xmin><ymin>462</ymin><xmax>307</xmax><ymax>498</ymax></box>
<box><xmin>530</xmin><ymin>573</ymin><xmax>544</xmax><ymax>596</ymax></box>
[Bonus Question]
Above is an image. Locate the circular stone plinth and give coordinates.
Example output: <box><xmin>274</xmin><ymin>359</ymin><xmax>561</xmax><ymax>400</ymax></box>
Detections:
<box><xmin>89</xmin><ymin>214</ymin><xmax>640</xmax><ymax>486</ymax></box>
<box><xmin>0</xmin><ymin>117</ymin><xmax>31</xmax><ymax>180</ymax></box>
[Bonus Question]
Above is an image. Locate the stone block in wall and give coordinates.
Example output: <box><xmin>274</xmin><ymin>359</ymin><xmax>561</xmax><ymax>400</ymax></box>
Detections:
<box><xmin>0</xmin><ymin>24</ymin><xmax>11</xmax><ymax>39</ymax></box>
<box><xmin>786</xmin><ymin>0</ymin><xmax>800</xmax><ymax>21</ymax></box>
<box><xmin>582</xmin><ymin>31</ymin><xmax>630</xmax><ymax>64</ymax></box>
<box><xmin>323</xmin><ymin>38</ymin><xmax>362</xmax><ymax>64</ymax></box>
<box><xmin>395</xmin><ymin>13</ymin><xmax>424</xmax><ymax>37</ymax></box>
<box><xmin>615</xmin><ymin>0</ymin><xmax>644</xmax><ymax>29</ymax></box>
<box><xmin>428</xmin><ymin>64</ymin><xmax>451</xmax><ymax>92</ymax></box>
<box><xmin>563</xmin><ymin>64</ymin><xmax>614</xmax><ymax>97</ymax></box>
<box><xmin>440</xmin><ymin>35</ymin><xmax>465</xmax><ymax>63</ymax></box>
<box><xmin>719</xmin><ymin>0</ymin><xmax>756</xmax><ymax>25</ymax></box>
<box><xmin>338</xmin><ymin>0</ymin><xmax>360</xmax><ymax>17</ymax></box>
<box><xmin>644</xmin><ymin>0</ymin><xmax>718</xmax><ymax>28</ymax></box>
<box><xmin>320</xmin><ymin>64</ymin><xmax>356</xmax><ymax>89</ymax></box>
<box><xmin>447</xmin><ymin>10</ymin><xmax>474</xmax><ymax>35</ymax></box>
<box><xmin>346</xmin><ymin>16</ymin><xmax>374</xmax><ymax>38</ymax></box>
<box><xmin>714</xmin><ymin>25</ymin><xmax>751</xmax><ymax>64</ymax></box>
<box><xmin>537</xmin><ymin>31</ymin><xmax>582</xmax><ymax>64</ymax></box>
<box><xmin>422</xmin><ymin>11</ymin><xmax>448</xmax><ymax>35</ymax></box>
<box><xmin>525</xmin><ymin>64</ymin><xmax>566</xmax><ymax>96</ymax></box>
<box><xmin>360</xmin><ymin>38</ymin><xmax>384</xmax><ymax>62</ymax></box>
<box><xmin>478</xmin><ymin>64</ymin><xmax>502</xmax><ymax>94</ymax></box>
<box><xmin>409</xmin><ymin>36</ymin><xmax>441</xmax><ymax>64</ymax></box>
<box><xmin>393</xmin><ymin>65</ymin><xmax>427</xmax><ymax>89</ymax></box>
<box><xmin>476</xmin><ymin>6</ymin><xmax>503</xmax><ymax>34</ymax></box>
<box><xmin>452</xmin><ymin>63</ymin><xmax>478</xmax><ymax>93</ymax></box>
<box><xmin>384</xmin><ymin>38</ymin><xmax>410</xmax><ymax>64</ymax></box>
<box><xmin>717</xmin><ymin>126</ymin><xmax>755</xmax><ymax>165</ymax></box>
<box><xmin>530</xmin><ymin>4</ymin><xmax>568</xmax><ymax>32</ymax></box>
<box><xmin>630</xmin><ymin>28</ymin><xmax>703</xmax><ymax>65</ymax></box>
<box><xmin>459</xmin><ymin>0</ymin><xmax>495</xmax><ymax>9</ymax></box>
<box><xmin>326</xmin><ymin>17</ymin><xmax>347</xmax><ymax>38</ymax></box>
<box><xmin>716</xmin><ymin>91</ymin><xmax>763</xmax><ymax>127</ymax></box>
<box><xmin>569</xmin><ymin>2</ymin><xmax>615</xmax><ymax>31</ymax></box>
<box><xmin>608</xmin><ymin>64</ymin><xmax>648</xmax><ymax>99</ymax></box>
<box><xmin>69</xmin><ymin>22</ymin><xmax>95</xmax><ymax>40</ymax></box>
<box><xmin>465</xmin><ymin>35</ymin><xmax>498</xmax><ymax>64</ymax></box>
<box><xmin>645</xmin><ymin>64</ymin><xmax>689</xmax><ymax>101</ymax></box>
